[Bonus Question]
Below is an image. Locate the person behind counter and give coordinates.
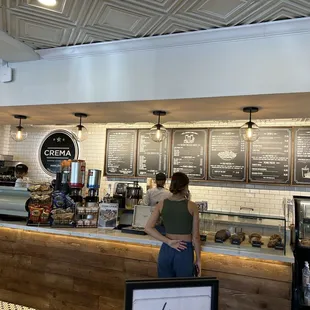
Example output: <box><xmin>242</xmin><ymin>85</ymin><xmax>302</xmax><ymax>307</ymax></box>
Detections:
<box><xmin>143</xmin><ymin>173</ymin><xmax>172</xmax><ymax>206</ymax></box>
<box><xmin>15</xmin><ymin>164</ymin><xmax>30</xmax><ymax>189</ymax></box>
<box><xmin>145</xmin><ymin>172</ymin><xmax>201</xmax><ymax>278</ymax></box>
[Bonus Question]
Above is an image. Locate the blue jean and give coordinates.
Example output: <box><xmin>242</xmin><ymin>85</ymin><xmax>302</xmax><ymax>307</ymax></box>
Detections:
<box><xmin>158</xmin><ymin>242</ymin><xmax>194</xmax><ymax>278</ymax></box>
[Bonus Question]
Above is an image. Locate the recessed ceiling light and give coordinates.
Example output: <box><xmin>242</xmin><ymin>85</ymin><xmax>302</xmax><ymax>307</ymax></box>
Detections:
<box><xmin>38</xmin><ymin>0</ymin><xmax>57</xmax><ymax>6</ymax></box>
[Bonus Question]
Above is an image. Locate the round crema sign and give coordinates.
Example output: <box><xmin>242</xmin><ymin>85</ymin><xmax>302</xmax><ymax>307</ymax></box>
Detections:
<box><xmin>39</xmin><ymin>130</ymin><xmax>79</xmax><ymax>176</ymax></box>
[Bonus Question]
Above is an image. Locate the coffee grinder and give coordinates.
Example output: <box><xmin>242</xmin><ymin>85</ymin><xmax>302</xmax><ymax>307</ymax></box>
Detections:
<box><xmin>68</xmin><ymin>160</ymin><xmax>86</xmax><ymax>203</ymax></box>
<box><xmin>85</xmin><ymin>169</ymin><xmax>101</xmax><ymax>204</ymax></box>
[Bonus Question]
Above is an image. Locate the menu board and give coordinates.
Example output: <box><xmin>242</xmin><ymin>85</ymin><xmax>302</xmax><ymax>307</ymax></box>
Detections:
<box><xmin>171</xmin><ymin>129</ymin><xmax>207</xmax><ymax>179</ymax></box>
<box><xmin>208</xmin><ymin>129</ymin><xmax>246</xmax><ymax>181</ymax></box>
<box><xmin>249</xmin><ymin>128</ymin><xmax>291</xmax><ymax>183</ymax></box>
<box><xmin>105</xmin><ymin>130</ymin><xmax>137</xmax><ymax>176</ymax></box>
<box><xmin>294</xmin><ymin>128</ymin><xmax>310</xmax><ymax>184</ymax></box>
<box><xmin>137</xmin><ymin>130</ymin><xmax>169</xmax><ymax>177</ymax></box>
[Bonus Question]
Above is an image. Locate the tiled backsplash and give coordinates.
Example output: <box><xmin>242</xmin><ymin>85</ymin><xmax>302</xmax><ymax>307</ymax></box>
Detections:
<box><xmin>1</xmin><ymin>119</ymin><xmax>310</xmax><ymax>218</ymax></box>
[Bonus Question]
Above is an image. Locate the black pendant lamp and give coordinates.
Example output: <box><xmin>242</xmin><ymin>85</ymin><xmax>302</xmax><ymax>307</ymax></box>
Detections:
<box><xmin>11</xmin><ymin>115</ymin><xmax>28</xmax><ymax>142</ymax></box>
<box><xmin>150</xmin><ymin>110</ymin><xmax>168</xmax><ymax>142</ymax></box>
<box><xmin>240</xmin><ymin>107</ymin><xmax>259</xmax><ymax>142</ymax></box>
<box><xmin>74</xmin><ymin>113</ymin><xmax>88</xmax><ymax>142</ymax></box>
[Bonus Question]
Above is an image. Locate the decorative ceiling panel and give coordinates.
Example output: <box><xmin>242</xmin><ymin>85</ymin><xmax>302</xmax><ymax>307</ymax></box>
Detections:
<box><xmin>0</xmin><ymin>0</ymin><xmax>309</xmax><ymax>50</ymax></box>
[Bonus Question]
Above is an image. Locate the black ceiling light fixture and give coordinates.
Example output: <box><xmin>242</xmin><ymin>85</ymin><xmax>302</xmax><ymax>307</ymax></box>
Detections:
<box><xmin>150</xmin><ymin>110</ymin><xmax>168</xmax><ymax>142</ymax></box>
<box><xmin>74</xmin><ymin>113</ymin><xmax>88</xmax><ymax>142</ymax></box>
<box><xmin>11</xmin><ymin>115</ymin><xmax>28</xmax><ymax>142</ymax></box>
<box><xmin>240</xmin><ymin>107</ymin><xmax>260</xmax><ymax>142</ymax></box>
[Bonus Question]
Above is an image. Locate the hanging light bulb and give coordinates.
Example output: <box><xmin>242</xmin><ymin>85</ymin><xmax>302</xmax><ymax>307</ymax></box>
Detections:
<box><xmin>150</xmin><ymin>111</ymin><xmax>168</xmax><ymax>142</ymax></box>
<box><xmin>74</xmin><ymin>113</ymin><xmax>88</xmax><ymax>142</ymax></box>
<box><xmin>240</xmin><ymin>107</ymin><xmax>260</xmax><ymax>142</ymax></box>
<box><xmin>11</xmin><ymin>115</ymin><xmax>28</xmax><ymax>142</ymax></box>
<box><xmin>38</xmin><ymin>0</ymin><xmax>57</xmax><ymax>7</ymax></box>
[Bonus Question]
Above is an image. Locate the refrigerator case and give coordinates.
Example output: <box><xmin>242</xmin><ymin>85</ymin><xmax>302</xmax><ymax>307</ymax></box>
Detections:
<box><xmin>292</xmin><ymin>196</ymin><xmax>310</xmax><ymax>309</ymax></box>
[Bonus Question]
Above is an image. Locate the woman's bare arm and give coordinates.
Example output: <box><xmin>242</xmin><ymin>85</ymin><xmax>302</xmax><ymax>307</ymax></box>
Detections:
<box><xmin>144</xmin><ymin>202</ymin><xmax>187</xmax><ymax>251</ymax></box>
<box><xmin>190</xmin><ymin>201</ymin><xmax>201</xmax><ymax>263</ymax></box>
<box><xmin>144</xmin><ymin>202</ymin><xmax>171</xmax><ymax>244</ymax></box>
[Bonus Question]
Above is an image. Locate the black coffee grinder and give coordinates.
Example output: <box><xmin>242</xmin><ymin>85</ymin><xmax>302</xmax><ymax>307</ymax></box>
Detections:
<box><xmin>85</xmin><ymin>169</ymin><xmax>101</xmax><ymax>204</ymax></box>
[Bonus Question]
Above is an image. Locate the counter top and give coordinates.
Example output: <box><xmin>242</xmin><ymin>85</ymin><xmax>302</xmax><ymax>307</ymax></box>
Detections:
<box><xmin>0</xmin><ymin>221</ymin><xmax>294</xmax><ymax>263</ymax></box>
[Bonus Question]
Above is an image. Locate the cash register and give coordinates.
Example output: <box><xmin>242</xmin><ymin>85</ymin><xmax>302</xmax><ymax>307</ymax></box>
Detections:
<box><xmin>121</xmin><ymin>205</ymin><xmax>153</xmax><ymax>235</ymax></box>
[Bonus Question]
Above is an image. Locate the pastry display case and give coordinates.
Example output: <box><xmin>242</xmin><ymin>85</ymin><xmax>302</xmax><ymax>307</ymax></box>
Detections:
<box><xmin>294</xmin><ymin>196</ymin><xmax>310</xmax><ymax>249</ymax></box>
<box><xmin>199</xmin><ymin>210</ymin><xmax>287</xmax><ymax>256</ymax></box>
<box><xmin>292</xmin><ymin>196</ymin><xmax>310</xmax><ymax>309</ymax></box>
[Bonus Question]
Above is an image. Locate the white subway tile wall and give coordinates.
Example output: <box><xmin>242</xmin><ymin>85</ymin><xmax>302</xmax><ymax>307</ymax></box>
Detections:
<box><xmin>2</xmin><ymin>119</ymin><xmax>310</xmax><ymax>217</ymax></box>
<box><xmin>0</xmin><ymin>125</ymin><xmax>10</xmax><ymax>155</ymax></box>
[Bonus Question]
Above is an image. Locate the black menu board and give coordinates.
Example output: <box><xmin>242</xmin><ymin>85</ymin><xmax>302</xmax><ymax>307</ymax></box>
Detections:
<box><xmin>249</xmin><ymin>128</ymin><xmax>291</xmax><ymax>183</ymax></box>
<box><xmin>208</xmin><ymin>129</ymin><xmax>246</xmax><ymax>181</ymax></box>
<box><xmin>294</xmin><ymin>128</ymin><xmax>310</xmax><ymax>184</ymax></box>
<box><xmin>105</xmin><ymin>130</ymin><xmax>137</xmax><ymax>176</ymax></box>
<box><xmin>171</xmin><ymin>129</ymin><xmax>207</xmax><ymax>179</ymax></box>
<box><xmin>137</xmin><ymin>130</ymin><xmax>169</xmax><ymax>177</ymax></box>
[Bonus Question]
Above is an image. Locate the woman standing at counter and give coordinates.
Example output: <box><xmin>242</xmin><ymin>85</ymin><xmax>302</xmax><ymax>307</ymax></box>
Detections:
<box><xmin>145</xmin><ymin>172</ymin><xmax>201</xmax><ymax>278</ymax></box>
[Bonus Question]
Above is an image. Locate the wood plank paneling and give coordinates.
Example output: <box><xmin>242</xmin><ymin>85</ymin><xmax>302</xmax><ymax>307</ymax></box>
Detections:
<box><xmin>0</xmin><ymin>227</ymin><xmax>292</xmax><ymax>310</ymax></box>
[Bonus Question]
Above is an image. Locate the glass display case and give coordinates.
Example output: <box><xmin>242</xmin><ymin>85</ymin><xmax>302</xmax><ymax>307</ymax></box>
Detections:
<box><xmin>199</xmin><ymin>210</ymin><xmax>287</xmax><ymax>256</ymax></box>
<box><xmin>292</xmin><ymin>196</ymin><xmax>310</xmax><ymax>309</ymax></box>
<box><xmin>294</xmin><ymin>196</ymin><xmax>310</xmax><ymax>249</ymax></box>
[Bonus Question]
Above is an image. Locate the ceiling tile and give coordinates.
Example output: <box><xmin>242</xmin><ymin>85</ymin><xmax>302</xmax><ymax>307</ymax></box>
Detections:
<box><xmin>198</xmin><ymin>0</ymin><xmax>247</xmax><ymax>18</ymax></box>
<box><xmin>7</xmin><ymin>12</ymin><xmax>74</xmax><ymax>47</ymax></box>
<box><xmin>98</xmin><ymin>6</ymin><xmax>145</xmax><ymax>33</ymax></box>
<box><xmin>0</xmin><ymin>0</ymin><xmax>310</xmax><ymax>50</ymax></box>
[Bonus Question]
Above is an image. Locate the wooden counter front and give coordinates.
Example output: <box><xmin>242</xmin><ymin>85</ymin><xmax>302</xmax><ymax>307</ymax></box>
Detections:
<box><xmin>0</xmin><ymin>226</ymin><xmax>291</xmax><ymax>310</ymax></box>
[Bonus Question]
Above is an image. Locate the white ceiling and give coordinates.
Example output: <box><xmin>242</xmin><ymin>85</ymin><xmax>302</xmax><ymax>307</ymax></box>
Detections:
<box><xmin>0</xmin><ymin>92</ymin><xmax>310</xmax><ymax>126</ymax></box>
<box><xmin>0</xmin><ymin>0</ymin><xmax>310</xmax><ymax>51</ymax></box>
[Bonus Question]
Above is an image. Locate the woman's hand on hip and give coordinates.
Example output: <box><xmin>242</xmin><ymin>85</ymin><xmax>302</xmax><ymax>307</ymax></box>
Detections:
<box><xmin>167</xmin><ymin>240</ymin><xmax>187</xmax><ymax>251</ymax></box>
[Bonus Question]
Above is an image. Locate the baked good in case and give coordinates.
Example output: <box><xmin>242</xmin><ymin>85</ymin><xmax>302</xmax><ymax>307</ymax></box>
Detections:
<box><xmin>215</xmin><ymin>229</ymin><xmax>231</xmax><ymax>242</ymax></box>
<box><xmin>268</xmin><ymin>234</ymin><xmax>282</xmax><ymax>248</ymax></box>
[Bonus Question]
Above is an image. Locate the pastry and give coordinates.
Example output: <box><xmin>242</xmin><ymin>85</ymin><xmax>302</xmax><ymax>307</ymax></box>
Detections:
<box><xmin>268</xmin><ymin>234</ymin><xmax>282</xmax><ymax>248</ymax></box>
<box><xmin>249</xmin><ymin>233</ymin><xmax>264</xmax><ymax>245</ymax></box>
<box><xmin>231</xmin><ymin>232</ymin><xmax>246</xmax><ymax>244</ymax></box>
<box><xmin>215</xmin><ymin>229</ymin><xmax>231</xmax><ymax>242</ymax></box>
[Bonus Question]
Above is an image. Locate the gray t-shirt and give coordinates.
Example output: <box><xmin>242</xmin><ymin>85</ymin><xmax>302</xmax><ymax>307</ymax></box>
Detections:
<box><xmin>143</xmin><ymin>187</ymin><xmax>172</xmax><ymax>206</ymax></box>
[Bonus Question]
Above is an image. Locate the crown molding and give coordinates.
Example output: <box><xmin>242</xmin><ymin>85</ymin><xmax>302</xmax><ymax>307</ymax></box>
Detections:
<box><xmin>36</xmin><ymin>17</ymin><xmax>310</xmax><ymax>61</ymax></box>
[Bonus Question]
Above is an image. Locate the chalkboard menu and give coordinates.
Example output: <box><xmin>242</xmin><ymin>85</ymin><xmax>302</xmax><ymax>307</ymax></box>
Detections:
<box><xmin>249</xmin><ymin>128</ymin><xmax>291</xmax><ymax>183</ymax></box>
<box><xmin>171</xmin><ymin>129</ymin><xmax>207</xmax><ymax>179</ymax></box>
<box><xmin>208</xmin><ymin>129</ymin><xmax>246</xmax><ymax>181</ymax></box>
<box><xmin>105</xmin><ymin>130</ymin><xmax>137</xmax><ymax>176</ymax></box>
<box><xmin>137</xmin><ymin>130</ymin><xmax>169</xmax><ymax>177</ymax></box>
<box><xmin>294</xmin><ymin>128</ymin><xmax>310</xmax><ymax>184</ymax></box>
<box><xmin>39</xmin><ymin>130</ymin><xmax>78</xmax><ymax>176</ymax></box>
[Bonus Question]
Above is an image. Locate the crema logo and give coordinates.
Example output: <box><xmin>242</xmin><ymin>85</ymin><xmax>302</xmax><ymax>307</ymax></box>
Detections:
<box><xmin>39</xmin><ymin>130</ymin><xmax>79</xmax><ymax>176</ymax></box>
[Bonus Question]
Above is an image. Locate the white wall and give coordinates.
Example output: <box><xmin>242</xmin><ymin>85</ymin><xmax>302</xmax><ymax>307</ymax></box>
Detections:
<box><xmin>1</xmin><ymin>18</ymin><xmax>310</xmax><ymax>106</ymax></box>
<box><xmin>3</xmin><ymin>118</ymin><xmax>310</xmax><ymax>218</ymax></box>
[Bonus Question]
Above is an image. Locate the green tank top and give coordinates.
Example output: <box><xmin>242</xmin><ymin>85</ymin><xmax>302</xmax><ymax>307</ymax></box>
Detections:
<box><xmin>161</xmin><ymin>199</ymin><xmax>193</xmax><ymax>235</ymax></box>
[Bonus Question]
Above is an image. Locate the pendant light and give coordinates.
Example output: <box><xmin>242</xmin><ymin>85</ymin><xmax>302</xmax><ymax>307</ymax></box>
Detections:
<box><xmin>38</xmin><ymin>0</ymin><xmax>57</xmax><ymax>7</ymax></box>
<box><xmin>11</xmin><ymin>115</ymin><xmax>28</xmax><ymax>142</ymax></box>
<box><xmin>240</xmin><ymin>107</ymin><xmax>259</xmax><ymax>142</ymax></box>
<box><xmin>74</xmin><ymin>113</ymin><xmax>88</xmax><ymax>142</ymax></box>
<box><xmin>150</xmin><ymin>110</ymin><xmax>168</xmax><ymax>142</ymax></box>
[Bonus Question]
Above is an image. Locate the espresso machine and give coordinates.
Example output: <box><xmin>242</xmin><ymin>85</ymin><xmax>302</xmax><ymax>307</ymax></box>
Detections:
<box><xmin>85</xmin><ymin>169</ymin><xmax>101</xmax><ymax>204</ymax></box>
<box><xmin>0</xmin><ymin>155</ymin><xmax>18</xmax><ymax>187</ymax></box>
<box><xmin>112</xmin><ymin>183</ymin><xmax>129</xmax><ymax>209</ymax></box>
<box><xmin>125</xmin><ymin>181</ymin><xmax>143</xmax><ymax>210</ymax></box>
